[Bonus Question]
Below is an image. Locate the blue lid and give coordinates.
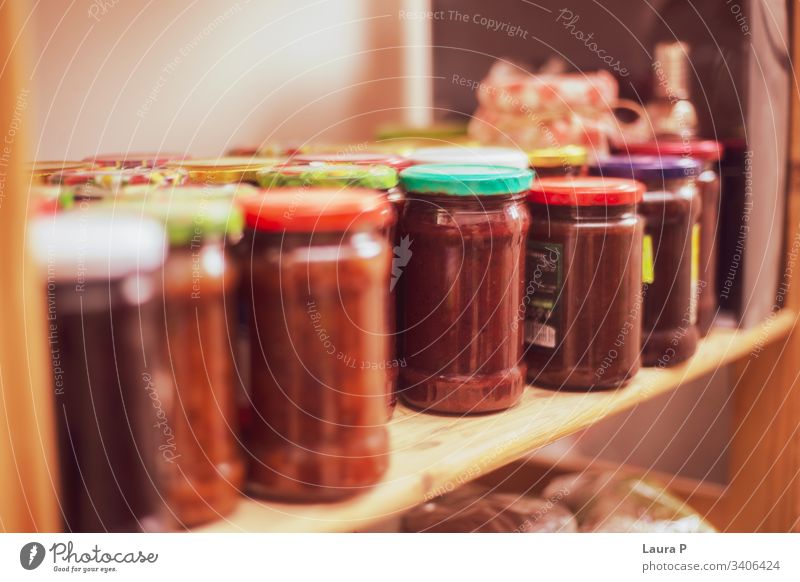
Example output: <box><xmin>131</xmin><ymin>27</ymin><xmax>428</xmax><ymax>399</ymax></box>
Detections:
<box><xmin>590</xmin><ymin>155</ymin><xmax>701</xmax><ymax>181</ymax></box>
<box><xmin>400</xmin><ymin>164</ymin><xmax>533</xmax><ymax>196</ymax></box>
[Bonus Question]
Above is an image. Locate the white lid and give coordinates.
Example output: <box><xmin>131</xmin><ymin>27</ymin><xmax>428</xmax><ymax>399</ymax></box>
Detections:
<box><xmin>31</xmin><ymin>210</ymin><xmax>166</xmax><ymax>282</ymax></box>
<box><xmin>407</xmin><ymin>146</ymin><xmax>529</xmax><ymax>169</ymax></box>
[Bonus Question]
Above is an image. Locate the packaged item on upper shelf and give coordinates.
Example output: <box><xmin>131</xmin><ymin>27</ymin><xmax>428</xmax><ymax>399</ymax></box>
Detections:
<box><xmin>398</xmin><ymin>164</ymin><xmax>532</xmax><ymax>414</ymax></box>
<box><xmin>622</xmin><ymin>140</ymin><xmax>723</xmax><ymax>336</ymax></box>
<box><xmin>30</xmin><ymin>212</ymin><xmax>168</xmax><ymax>532</ymax></box>
<box><xmin>466</xmin><ymin>61</ymin><xmax>648</xmax><ymax>154</ymax></box>
<box><xmin>83</xmin><ymin>152</ymin><xmax>189</xmax><ymax>169</ymax></box>
<box><xmin>525</xmin><ymin>177</ymin><xmax>644</xmax><ymax>389</ymax></box>
<box><xmin>591</xmin><ymin>155</ymin><xmax>702</xmax><ymax>367</ymax></box>
<box><xmin>405</xmin><ymin>145</ymin><xmax>529</xmax><ymax>168</ymax></box>
<box><xmin>644</xmin><ymin>42</ymin><xmax>698</xmax><ymax>140</ymax></box>
<box><xmin>402</xmin><ymin>485</ymin><xmax>578</xmax><ymax>533</ymax></box>
<box><xmin>239</xmin><ymin>190</ymin><xmax>392</xmax><ymax>501</ymax></box>
<box><xmin>542</xmin><ymin>471</ymin><xmax>716</xmax><ymax>533</ymax></box>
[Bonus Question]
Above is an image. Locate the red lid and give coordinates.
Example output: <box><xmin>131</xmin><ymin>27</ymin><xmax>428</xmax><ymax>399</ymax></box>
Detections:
<box><xmin>84</xmin><ymin>152</ymin><xmax>188</xmax><ymax>168</ymax></box>
<box><xmin>238</xmin><ymin>188</ymin><xmax>392</xmax><ymax>232</ymax></box>
<box><xmin>292</xmin><ymin>152</ymin><xmax>412</xmax><ymax>170</ymax></box>
<box><xmin>623</xmin><ymin>139</ymin><xmax>723</xmax><ymax>161</ymax></box>
<box><xmin>529</xmin><ymin>177</ymin><xmax>644</xmax><ymax>206</ymax></box>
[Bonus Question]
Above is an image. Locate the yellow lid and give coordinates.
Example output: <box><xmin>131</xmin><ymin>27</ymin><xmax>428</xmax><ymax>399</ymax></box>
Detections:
<box><xmin>528</xmin><ymin>145</ymin><xmax>588</xmax><ymax>168</ymax></box>
<box><xmin>166</xmin><ymin>157</ymin><xmax>282</xmax><ymax>184</ymax></box>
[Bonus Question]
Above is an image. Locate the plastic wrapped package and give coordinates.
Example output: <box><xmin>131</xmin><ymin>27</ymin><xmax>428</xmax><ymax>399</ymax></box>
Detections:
<box><xmin>542</xmin><ymin>472</ymin><xmax>717</xmax><ymax>533</ymax></box>
<box><xmin>402</xmin><ymin>486</ymin><xmax>577</xmax><ymax>533</ymax></box>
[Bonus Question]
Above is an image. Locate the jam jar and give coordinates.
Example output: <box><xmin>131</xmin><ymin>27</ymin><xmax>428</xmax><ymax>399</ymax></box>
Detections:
<box><xmin>239</xmin><ymin>189</ymin><xmax>392</xmax><ymax>501</ymax></box>
<box><xmin>591</xmin><ymin>156</ymin><xmax>702</xmax><ymax>367</ymax></box>
<box><xmin>528</xmin><ymin>145</ymin><xmax>588</xmax><ymax>178</ymax></box>
<box><xmin>31</xmin><ymin>212</ymin><xmax>167</xmax><ymax>532</ymax></box>
<box><xmin>167</xmin><ymin>157</ymin><xmax>282</xmax><ymax>185</ymax></box>
<box><xmin>525</xmin><ymin>177</ymin><xmax>644</xmax><ymax>389</ymax></box>
<box><xmin>257</xmin><ymin>163</ymin><xmax>402</xmax><ymax>416</ymax></box>
<box><xmin>84</xmin><ymin>152</ymin><xmax>188</xmax><ymax>169</ymax></box>
<box><xmin>624</xmin><ymin>140</ymin><xmax>723</xmax><ymax>336</ymax></box>
<box><xmin>117</xmin><ymin>198</ymin><xmax>246</xmax><ymax>528</ymax></box>
<box><xmin>398</xmin><ymin>164</ymin><xmax>532</xmax><ymax>413</ymax></box>
<box><xmin>406</xmin><ymin>146</ymin><xmax>530</xmax><ymax>169</ymax></box>
<box><xmin>50</xmin><ymin>167</ymin><xmax>187</xmax><ymax>201</ymax></box>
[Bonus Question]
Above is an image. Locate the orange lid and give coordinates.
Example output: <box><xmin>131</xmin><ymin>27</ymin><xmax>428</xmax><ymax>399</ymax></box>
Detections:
<box><xmin>238</xmin><ymin>188</ymin><xmax>391</xmax><ymax>233</ymax></box>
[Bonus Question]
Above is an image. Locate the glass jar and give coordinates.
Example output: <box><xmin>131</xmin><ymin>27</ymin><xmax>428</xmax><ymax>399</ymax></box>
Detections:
<box><xmin>528</xmin><ymin>145</ymin><xmax>588</xmax><ymax>178</ymax></box>
<box><xmin>257</xmin><ymin>163</ymin><xmax>402</xmax><ymax>416</ymax></box>
<box><xmin>84</xmin><ymin>152</ymin><xmax>188</xmax><ymax>169</ymax></box>
<box><xmin>28</xmin><ymin>160</ymin><xmax>88</xmax><ymax>184</ymax></box>
<box><xmin>31</xmin><ymin>212</ymin><xmax>167</xmax><ymax>532</ymax></box>
<box><xmin>119</xmin><ymin>199</ymin><xmax>246</xmax><ymax>528</ymax></box>
<box><xmin>624</xmin><ymin>140</ymin><xmax>723</xmax><ymax>336</ymax></box>
<box><xmin>406</xmin><ymin>146</ymin><xmax>530</xmax><ymax>169</ymax></box>
<box><xmin>166</xmin><ymin>157</ymin><xmax>282</xmax><ymax>185</ymax></box>
<box><xmin>50</xmin><ymin>167</ymin><xmax>187</xmax><ymax>201</ymax></box>
<box><xmin>239</xmin><ymin>189</ymin><xmax>392</xmax><ymax>501</ymax></box>
<box><xmin>525</xmin><ymin>177</ymin><xmax>644</xmax><ymax>389</ymax></box>
<box><xmin>591</xmin><ymin>156</ymin><xmax>702</xmax><ymax>367</ymax></box>
<box><xmin>398</xmin><ymin>164</ymin><xmax>532</xmax><ymax>413</ymax></box>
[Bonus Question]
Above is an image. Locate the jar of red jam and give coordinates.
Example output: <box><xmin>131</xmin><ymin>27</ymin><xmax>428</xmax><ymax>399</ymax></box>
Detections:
<box><xmin>528</xmin><ymin>145</ymin><xmax>588</xmax><ymax>178</ymax></box>
<box><xmin>525</xmin><ymin>177</ymin><xmax>644</xmax><ymax>389</ymax></box>
<box><xmin>624</xmin><ymin>140</ymin><xmax>723</xmax><ymax>336</ymax></box>
<box><xmin>116</xmin><ymin>198</ymin><xmax>246</xmax><ymax>528</ymax></box>
<box><xmin>239</xmin><ymin>190</ymin><xmax>392</xmax><ymax>501</ymax></box>
<box><xmin>257</xmin><ymin>163</ymin><xmax>403</xmax><ymax>415</ymax></box>
<box><xmin>31</xmin><ymin>212</ymin><xmax>167</xmax><ymax>532</ymax></box>
<box><xmin>591</xmin><ymin>156</ymin><xmax>702</xmax><ymax>367</ymax></box>
<box><xmin>398</xmin><ymin>164</ymin><xmax>532</xmax><ymax>413</ymax></box>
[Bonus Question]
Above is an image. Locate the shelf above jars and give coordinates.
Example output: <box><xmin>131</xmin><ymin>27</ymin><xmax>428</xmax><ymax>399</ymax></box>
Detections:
<box><xmin>195</xmin><ymin>308</ymin><xmax>797</xmax><ymax>533</ymax></box>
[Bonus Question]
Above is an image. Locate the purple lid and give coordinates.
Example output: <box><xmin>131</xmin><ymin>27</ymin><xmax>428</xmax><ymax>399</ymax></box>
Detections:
<box><xmin>590</xmin><ymin>155</ymin><xmax>701</xmax><ymax>181</ymax></box>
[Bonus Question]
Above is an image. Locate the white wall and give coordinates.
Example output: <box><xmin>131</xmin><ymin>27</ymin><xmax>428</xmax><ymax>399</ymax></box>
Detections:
<box><xmin>28</xmin><ymin>0</ymin><xmax>413</xmax><ymax>160</ymax></box>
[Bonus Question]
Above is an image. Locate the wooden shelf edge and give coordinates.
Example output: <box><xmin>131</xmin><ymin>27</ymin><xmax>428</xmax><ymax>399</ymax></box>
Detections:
<box><xmin>195</xmin><ymin>308</ymin><xmax>797</xmax><ymax>533</ymax></box>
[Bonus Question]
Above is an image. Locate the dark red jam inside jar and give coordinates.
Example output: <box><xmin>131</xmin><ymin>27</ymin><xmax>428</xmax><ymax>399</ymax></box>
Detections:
<box><xmin>239</xmin><ymin>189</ymin><xmax>392</xmax><ymax>501</ymax></box>
<box><xmin>624</xmin><ymin>140</ymin><xmax>723</xmax><ymax>337</ymax></box>
<box><xmin>525</xmin><ymin>177</ymin><xmax>644</xmax><ymax>389</ymax></box>
<box><xmin>397</xmin><ymin>164</ymin><xmax>532</xmax><ymax>414</ymax></box>
<box><xmin>591</xmin><ymin>156</ymin><xmax>702</xmax><ymax>367</ymax></box>
<box><xmin>31</xmin><ymin>213</ymin><xmax>167</xmax><ymax>532</ymax></box>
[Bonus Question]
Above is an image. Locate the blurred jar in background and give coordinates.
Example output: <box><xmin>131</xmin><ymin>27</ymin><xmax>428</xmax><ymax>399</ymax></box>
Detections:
<box><xmin>31</xmin><ymin>212</ymin><xmax>167</xmax><ymax>532</ymax></box>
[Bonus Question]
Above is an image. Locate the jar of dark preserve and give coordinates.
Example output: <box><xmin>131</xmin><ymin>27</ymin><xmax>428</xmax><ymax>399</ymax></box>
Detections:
<box><xmin>624</xmin><ymin>140</ymin><xmax>723</xmax><ymax>336</ymax></box>
<box><xmin>591</xmin><ymin>156</ymin><xmax>702</xmax><ymax>367</ymax></box>
<box><xmin>31</xmin><ymin>212</ymin><xmax>167</xmax><ymax>532</ymax></box>
<box><xmin>256</xmin><ymin>163</ymin><xmax>402</xmax><ymax>416</ymax></box>
<box><xmin>239</xmin><ymin>190</ymin><xmax>392</xmax><ymax>501</ymax></box>
<box><xmin>528</xmin><ymin>145</ymin><xmax>588</xmax><ymax>178</ymax></box>
<box><xmin>118</xmin><ymin>199</ymin><xmax>246</xmax><ymax>528</ymax></box>
<box><xmin>525</xmin><ymin>177</ymin><xmax>644</xmax><ymax>389</ymax></box>
<box><xmin>398</xmin><ymin>164</ymin><xmax>532</xmax><ymax>413</ymax></box>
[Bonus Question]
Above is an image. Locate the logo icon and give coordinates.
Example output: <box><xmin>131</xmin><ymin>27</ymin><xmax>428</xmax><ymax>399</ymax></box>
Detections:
<box><xmin>20</xmin><ymin>542</ymin><xmax>46</xmax><ymax>570</ymax></box>
<box><xmin>390</xmin><ymin>235</ymin><xmax>413</xmax><ymax>292</ymax></box>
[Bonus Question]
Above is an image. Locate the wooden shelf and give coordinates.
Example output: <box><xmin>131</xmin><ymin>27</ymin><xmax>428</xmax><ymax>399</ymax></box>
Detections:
<box><xmin>196</xmin><ymin>308</ymin><xmax>797</xmax><ymax>532</ymax></box>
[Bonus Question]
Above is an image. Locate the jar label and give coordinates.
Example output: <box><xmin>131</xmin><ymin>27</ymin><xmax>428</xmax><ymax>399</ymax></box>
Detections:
<box><xmin>524</xmin><ymin>241</ymin><xmax>563</xmax><ymax>350</ymax></box>
<box><xmin>642</xmin><ymin>235</ymin><xmax>655</xmax><ymax>284</ymax></box>
<box><xmin>690</xmin><ymin>223</ymin><xmax>700</xmax><ymax>325</ymax></box>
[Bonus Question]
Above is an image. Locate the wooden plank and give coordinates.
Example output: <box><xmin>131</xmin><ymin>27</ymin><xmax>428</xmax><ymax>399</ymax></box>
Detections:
<box><xmin>197</xmin><ymin>310</ymin><xmax>794</xmax><ymax>532</ymax></box>
<box><xmin>0</xmin><ymin>1</ymin><xmax>61</xmax><ymax>532</ymax></box>
<box><xmin>722</xmin><ymin>4</ymin><xmax>800</xmax><ymax>534</ymax></box>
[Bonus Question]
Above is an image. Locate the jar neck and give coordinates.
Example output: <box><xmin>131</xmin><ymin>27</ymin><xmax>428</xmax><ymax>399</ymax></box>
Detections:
<box><xmin>528</xmin><ymin>203</ymin><xmax>636</xmax><ymax>221</ymax></box>
<box><xmin>405</xmin><ymin>192</ymin><xmax>525</xmax><ymax>208</ymax></box>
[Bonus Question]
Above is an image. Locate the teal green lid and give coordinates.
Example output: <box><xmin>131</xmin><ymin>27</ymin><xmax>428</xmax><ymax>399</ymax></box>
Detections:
<box><xmin>399</xmin><ymin>164</ymin><xmax>533</xmax><ymax>196</ymax></box>
<box><xmin>112</xmin><ymin>198</ymin><xmax>244</xmax><ymax>246</ymax></box>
